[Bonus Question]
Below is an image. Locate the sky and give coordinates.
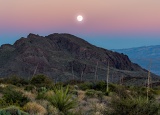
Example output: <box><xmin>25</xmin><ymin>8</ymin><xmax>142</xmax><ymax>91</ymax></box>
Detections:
<box><xmin>0</xmin><ymin>0</ymin><xmax>160</xmax><ymax>49</ymax></box>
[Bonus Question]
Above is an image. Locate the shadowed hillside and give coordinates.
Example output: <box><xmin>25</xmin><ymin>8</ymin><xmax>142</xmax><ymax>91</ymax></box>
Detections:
<box><xmin>113</xmin><ymin>45</ymin><xmax>160</xmax><ymax>75</ymax></box>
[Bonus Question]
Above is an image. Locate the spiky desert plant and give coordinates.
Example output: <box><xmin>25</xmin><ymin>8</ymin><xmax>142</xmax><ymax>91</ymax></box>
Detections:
<box><xmin>49</xmin><ymin>85</ymin><xmax>77</xmax><ymax>114</ymax></box>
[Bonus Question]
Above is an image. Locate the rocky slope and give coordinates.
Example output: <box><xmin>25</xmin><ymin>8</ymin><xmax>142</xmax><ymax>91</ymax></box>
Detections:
<box><xmin>113</xmin><ymin>45</ymin><xmax>160</xmax><ymax>75</ymax></box>
<box><xmin>0</xmin><ymin>33</ymin><xmax>159</xmax><ymax>84</ymax></box>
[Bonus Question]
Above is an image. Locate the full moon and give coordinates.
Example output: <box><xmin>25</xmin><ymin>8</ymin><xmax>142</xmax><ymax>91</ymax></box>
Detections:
<box><xmin>77</xmin><ymin>15</ymin><xmax>83</xmax><ymax>22</ymax></box>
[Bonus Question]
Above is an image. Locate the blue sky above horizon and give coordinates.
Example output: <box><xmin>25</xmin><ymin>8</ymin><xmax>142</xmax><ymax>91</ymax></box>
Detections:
<box><xmin>0</xmin><ymin>0</ymin><xmax>160</xmax><ymax>49</ymax></box>
<box><xmin>1</xmin><ymin>33</ymin><xmax>160</xmax><ymax>50</ymax></box>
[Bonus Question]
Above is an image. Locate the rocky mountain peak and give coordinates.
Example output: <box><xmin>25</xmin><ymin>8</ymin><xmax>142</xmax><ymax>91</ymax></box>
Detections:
<box><xmin>0</xmin><ymin>33</ymin><xmax>158</xmax><ymax>83</ymax></box>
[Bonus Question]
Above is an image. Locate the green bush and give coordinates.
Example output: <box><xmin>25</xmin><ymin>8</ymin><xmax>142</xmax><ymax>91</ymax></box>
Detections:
<box><xmin>108</xmin><ymin>96</ymin><xmax>160</xmax><ymax>115</ymax></box>
<box><xmin>85</xmin><ymin>89</ymin><xmax>96</xmax><ymax>97</ymax></box>
<box><xmin>108</xmin><ymin>84</ymin><xmax>131</xmax><ymax>98</ymax></box>
<box><xmin>36</xmin><ymin>87</ymin><xmax>48</xmax><ymax>100</ymax></box>
<box><xmin>78</xmin><ymin>82</ymin><xmax>93</xmax><ymax>90</ymax></box>
<box><xmin>128</xmin><ymin>86</ymin><xmax>155</xmax><ymax>100</ymax></box>
<box><xmin>3</xmin><ymin>76</ymin><xmax>29</xmax><ymax>86</ymax></box>
<box><xmin>24</xmin><ymin>85</ymin><xmax>36</xmax><ymax>92</ymax></box>
<box><xmin>94</xmin><ymin>81</ymin><xmax>107</xmax><ymax>92</ymax></box>
<box><xmin>30</xmin><ymin>74</ymin><xmax>54</xmax><ymax>87</ymax></box>
<box><xmin>85</xmin><ymin>89</ymin><xmax>104</xmax><ymax>99</ymax></box>
<box><xmin>64</xmin><ymin>80</ymin><xmax>84</xmax><ymax>85</ymax></box>
<box><xmin>3</xmin><ymin>87</ymin><xmax>29</xmax><ymax>106</ymax></box>
<box><xmin>0</xmin><ymin>99</ymin><xmax>8</xmax><ymax>108</ymax></box>
<box><xmin>0</xmin><ymin>106</ymin><xmax>29</xmax><ymax>115</ymax></box>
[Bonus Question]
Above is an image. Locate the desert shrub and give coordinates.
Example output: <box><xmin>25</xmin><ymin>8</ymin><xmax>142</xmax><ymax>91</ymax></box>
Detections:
<box><xmin>36</xmin><ymin>100</ymin><xmax>60</xmax><ymax>115</ymax></box>
<box><xmin>3</xmin><ymin>87</ymin><xmax>29</xmax><ymax>106</ymax></box>
<box><xmin>91</xmin><ymin>103</ymin><xmax>107</xmax><ymax>115</ymax></box>
<box><xmin>94</xmin><ymin>81</ymin><xmax>107</xmax><ymax>92</ymax></box>
<box><xmin>0</xmin><ymin>106</ymin><xmax>29</xmax><ymax>115</ymax></box>
<box><xmin>77</xmin><ymin>90</ymin><xmax>85</xmax><ymax>101</ymax></box>
<box><xmin>152</xmin><ymin>89</ymin><xmax>160</xmax><ymax>95</ymax></box>
<box><xmin>69</xmin><ymin>89</ymin><xmax>78</xmax><ymax>96</ymax></box>
<box><xmin>4</xmin><ymin>75</ymin><xmax>29</xmax><ymax>86</ymax></box>
<box><xmin>79</xmin><ymin>82</ymin><xmax>94</xmax><ymax>90</ymax></box>
<box><xmin>85</xmin><ymin>89</ymin><xmax>104</xmax><ymax>99</ymax></box>
<box><xmin>96</xmin><ymin>91</ymin><xmax>104</xmax><ymax>101</ymax></box>
<box><xmin>0</xmin><ymin>99</ymin><xmax>8</xmax><ymax>108</ymax></box>
<box><xmin>24</xmin><ymin>85</ymin><xmax>36</xmax><ymax>92</ymax></box>
<box><xmin>36</xmin><ymin>93</ymin><xmax>46</xmax><ymax>100</ymax></box>
<box><xmin>128</xmin><ymin>86</ymin><xmax>155</xmax><ymax>100</ymax></box>
<box><xmin>64</xmin><ymin>80</ymin><xmax>84</xmax><ymax>85</ymax></box>
<box><xmin>23</xmin><ymin>91</ymin><xmax>36</xmax><ymax>102</ymax></box>
<box><xmin>30</xmin><ymin>74</ymin><xmax>54</xmax><ymax>87</ymax></box>
<box><xmin>85</xmin><ymin>89</ymin><xmax>96</xmax><ymax>97</ymax></box>
<box><xmin>0</xmin><ymin>86</ymin><xmax>5</xmax><ymax>94</ymax></box>
<box><xmin>108</xmin><ymin>84</ymin><xmax>131</xmax><ymax>98</ymax></box>
<box><xmin>23</xmin><ymin>102</ymin><xmax>47</xmax><ymax>115</ymax></box>
<box><xmin>44</xmin><ymin>90</ymin><xmax>55</xmax><ymax>99</ymax></box>
<box><xmin>48</xmin><ymin>85</ymin><xmax>77</xmax><ymax>114</ymax></box>
<box><xmin>47</xmin><ymin>105</ymin><xmax>59</xmax><ymax>115</ymax></box>
<box><xmin>36</xmin><ymin>87</ymin><xmax>48</xmax><ymax>100</ymax></box>
<box><xmin>108</xmin><ymin>96</ymin><xmax>160</xmax><ymax>115</ymax></box>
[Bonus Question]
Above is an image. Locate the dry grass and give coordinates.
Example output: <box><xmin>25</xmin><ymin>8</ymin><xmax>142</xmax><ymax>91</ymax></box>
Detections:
<box><xmin>23</xmin><ymin>91</ymin><xmax>36</xmax><ymax>101</ymax></box>
<box><xmin>91</xmin><ymin>103</ymin><xmax>106</xmax><ymax>114</ymax></box>
<box><xmin>0</xmin><ymin>84</ymin><xmax>7</xmax><ymax>88</ymax></box>
<box><xmin>44</xmin><ymin>90</ymin><xmax>54</xmax><ymax>99</ymax></box>
<box><xmin>0</xmin><ymin>93</ymin><xmax>3</xmax><ymax>98</ymax></box>
<box><xmin>13</xmin><ymin>87</ymin><xmax>37</xmax><ymax>101</ymax></box>
<box><xmin>23</xmin><ymin>102</ymin><xmax>47</xmax><ymax>115</ymax></box>
<box><xmin>77</xmin><ymin>90</ymin><xmax>85</xmax><ymax>101</ymax></box>
<box><xmin>47</xmin><ymin>105</ymin><xmax>59</xmax><ymax>115</ymax></box>
<box><xmin>36</xmin><ymin>100</ymin><xmax>50</xmax><ymax>109</ymax></box>
<box><xmin>87</xmin><ymin>98</ymin><xmax>100</xmax><ymax>103</ymax></box>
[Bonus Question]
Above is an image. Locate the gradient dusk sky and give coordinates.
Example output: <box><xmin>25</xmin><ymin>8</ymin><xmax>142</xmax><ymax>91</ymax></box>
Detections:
<box><xmin>0</xmin><ymin>0</ymin><xmax>160</xmax><ymax>49</ymax></box>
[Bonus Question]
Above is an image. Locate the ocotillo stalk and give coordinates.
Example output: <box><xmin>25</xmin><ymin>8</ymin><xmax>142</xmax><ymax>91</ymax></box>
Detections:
<box><xmin>106</xmin><ymin>61</ymin><xmax>109</xmax><ymax>93</ymax></box>
<box><xmin>72</xmin><ymin>62</ymin><xmax>74</xmax><ymax>80</ymax></box>
<box><xmin>94</xmin><ymin>61</ymin><xmax>98</xmax><ymax>82</ymax></box>
<box><xmin>33</xmin><ymin>63</ymin><xmax>39</xmax><ymax>77</ymax></box>
<box><xmin>147</xmin><ymin>60</ymin><xmax>152</xmax><ymax>102</ymax></box>
<box><xmin>81</xmin><ymin>70</ymin><xmax>84</xmax><ymax>81</ymax></box>
<box><xmin>147</xmin><ymin>70</ymin><xmax>150</xmax><ymax>102</ymax></box>
<box><xmin>120</xmin><ymin>75</ymin><xmax>124</xmax><ymax>85</ymax></box>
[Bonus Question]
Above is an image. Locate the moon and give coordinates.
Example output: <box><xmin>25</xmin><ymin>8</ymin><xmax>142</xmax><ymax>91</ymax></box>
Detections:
<box><xmin>77</xmin><ymin>15</ymin><xmax>83</xmax><ymax>22</ymax></box>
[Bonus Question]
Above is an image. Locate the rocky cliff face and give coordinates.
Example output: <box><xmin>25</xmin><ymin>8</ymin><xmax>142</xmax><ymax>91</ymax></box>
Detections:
<box><xmin>0</xmin><ymin>33</ymin><xmax>158</xmax><ymax>83</ymax></box>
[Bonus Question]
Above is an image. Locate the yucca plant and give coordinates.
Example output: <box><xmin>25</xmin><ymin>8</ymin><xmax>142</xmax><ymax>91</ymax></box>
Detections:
<box><xmin>49</xmin><ymin>85</ymin><xmax>77</xmax><ymax>114</ymax></box>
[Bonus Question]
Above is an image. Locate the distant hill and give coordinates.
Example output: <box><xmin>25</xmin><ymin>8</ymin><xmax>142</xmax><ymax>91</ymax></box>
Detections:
<box><xmin>113</xmin><ymin>45</ymin><xmax>160</xmax><ymax>75</ymax></box>
<box><xmin>0</xmin><ymin>33</ymin><xmax>159</xmax><ymax>84</ymax></box>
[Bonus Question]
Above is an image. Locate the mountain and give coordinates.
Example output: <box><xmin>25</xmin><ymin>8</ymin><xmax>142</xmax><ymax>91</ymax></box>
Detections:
<box><xmin>113</xmin><ymin>45</ymin><xmax>160</xmax><ymax>75</ymax></box>
<box><xmin>0</xmin><ymin>33</ymin><xmax>159</xmax><ymax>84</ymax></box>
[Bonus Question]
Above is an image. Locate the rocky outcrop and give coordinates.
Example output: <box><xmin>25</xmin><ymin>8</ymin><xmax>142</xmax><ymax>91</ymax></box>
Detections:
<box><xmin>0</xmin><ymin>33</ymin><xmax>158</xmax><ymax>83</ymax></box>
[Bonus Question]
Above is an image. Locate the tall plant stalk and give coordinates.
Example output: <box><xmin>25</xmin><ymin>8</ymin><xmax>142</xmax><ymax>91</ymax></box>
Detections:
<box><xmin>147</xmin><ymin>69</ymin><xmax>150</xmax><ymax>102</ymax></box>
<box><xmin>94</xmin><ymin>61</ymin><xmax>98</xmax><ymax>82</ymax></box>
<box><xmin>81</xmin><ymin>70</ymin><xmax>84</xmax><ymax>81</ymax></box>
<box><xmin>72</xmin><ymin>62</ymin><xmax>74</xmax><ymax>80</ymax></box>
<box><xmin>33</xmin><ymin>63</ymin><xmax>39</xmax><ymax>77</ymax></box>
<box><xmin>147</xmin><ymin>60</ymin><xmax>152</xmax><ymax>102</ymax></box>
<box><xmin>106</xmin><ymin>61</ymin><xmax>109</xmax><ymax>93</ymax></box>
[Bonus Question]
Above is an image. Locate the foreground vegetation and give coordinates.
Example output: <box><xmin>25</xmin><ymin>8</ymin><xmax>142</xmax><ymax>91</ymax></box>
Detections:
<box><xmin>0</xmin><ymin>75</ymin><xmax>160</xmax><ymax>115</ymax></box>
